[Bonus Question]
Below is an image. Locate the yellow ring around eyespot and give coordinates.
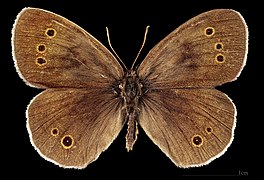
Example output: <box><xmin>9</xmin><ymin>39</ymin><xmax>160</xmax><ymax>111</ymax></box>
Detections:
<box><xmin>51</xmin><ymin>128</ymin><xmax>59</xmax><ymax>137</ymax></box>
<box><xmin>215</xmin><ymin>53</ymin><xmax>225</xmax><ymax>63</ymax></box>
<box><xmin>36</xmin><ymin>44</ymin><xmax>46</xmax><ymax>53</ymax></box>
<box><xmin>204</xmin><ymin>27</ymin><xmax>215</xmax><ymax>37</ymax></box>
<box><xmin>191</xmin><ymin>134</ymin><xmax>204</xmax><ymax>147</ymax></box>
<box><xmin>205</xmin><ymin>127</ymin><xmax>213</xmax><ymax>134</ymax></box>
<box><xmin>35</xmin><ymin>57</ymin><xmax>47</xmax><ymax>66</ymax></box>
<box><xmin>215</xmin><ymin>42</ymin><xmax>224</xmax><ymax>50</ymax></box>
<box><xmin>61</xmin><ymin>135</ymin><xmax>74</xmax><ymax>149</ymax></box>
<box><xmin>45</xmin><ymin>28</ymin><xmax>57</xmax><ymax>38</ymax></box>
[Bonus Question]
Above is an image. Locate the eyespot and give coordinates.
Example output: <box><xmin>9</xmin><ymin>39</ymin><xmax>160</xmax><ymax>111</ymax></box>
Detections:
<box><xmin>191</xmin><ymin>134</ymin><xmax>203</xmax><ymax>147</ymax></box>
<box><xmin>205</xmin><ymin>127</ymin><xmax>212</xmax><ymax>134</ymax></box>
<box><xmin>61</xmin><ymin>135</ymin><xmax>74</xmax><ymax>149</ymax></box>
<box><xmin>215</xmin><ymin>53</ymin><xmax>225</xmax><ymax>63</ymax></box>
<box><xmin>204</xmin><ymin>27</ymin><xmax>215</xmax><ymax>37</ymax></box>
<box><xmin>45</xmin><ymin>28</ymin><xmax>56</xmax><ymax>38</ymax></box>
<box><xmin>35</xmin><ymin>57</ymin><xmax>47</xmax><ymax>66</ymax></box>
<box><xmin>215</xmin><ymin>42</ymin><xmax>224</xmax><ymax>50</ymax></box>
<box><xmin>37</xmin><ymin>44</ymin><xmax>46</xmax><ymax>53</ymax></box>
<box><xmin>51</xmin><ymin>128</ymin><xmax>59</xmax><ymax>137</ymax></box>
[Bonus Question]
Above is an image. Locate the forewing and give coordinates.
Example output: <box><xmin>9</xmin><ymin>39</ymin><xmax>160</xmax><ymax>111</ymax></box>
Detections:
<box><xmin>138</xmin><ymin>9</ymin><xmax>248</xmax><ymax>88</ymax></box>
<box><xmin>12</xmin><ymin>8</ymin><xmax>123</xmax><ymax>88</ymax></box>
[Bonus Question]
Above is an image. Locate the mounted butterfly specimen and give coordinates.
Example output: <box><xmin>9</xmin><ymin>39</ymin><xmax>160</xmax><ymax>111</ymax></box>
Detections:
<box><xmin>12</xmin><ymin>8</ymin><xmax>248</xmax><ymax>169</ymax></box>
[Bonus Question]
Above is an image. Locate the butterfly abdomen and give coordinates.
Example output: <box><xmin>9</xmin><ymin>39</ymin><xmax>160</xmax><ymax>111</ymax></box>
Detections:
<box><xmin>119</xmin><ymin>71</ymin><xmax>142</xmax><ymax>151</ymax></box>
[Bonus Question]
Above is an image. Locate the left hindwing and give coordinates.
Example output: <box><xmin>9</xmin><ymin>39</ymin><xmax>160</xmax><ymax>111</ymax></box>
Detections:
<box><xmin>27</xmin><ymin>88</ymin><xmax>124</xmax><ymax>169</ymax></box>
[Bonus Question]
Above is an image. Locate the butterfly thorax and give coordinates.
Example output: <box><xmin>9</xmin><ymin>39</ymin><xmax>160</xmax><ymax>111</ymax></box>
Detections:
<box><xmin>119</xmin><ymin>70</ymin><xmax>142</xmax><ymax>151</ymax></box>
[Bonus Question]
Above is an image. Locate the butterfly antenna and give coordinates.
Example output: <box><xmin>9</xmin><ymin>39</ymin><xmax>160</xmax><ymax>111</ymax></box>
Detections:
<box><xmin>131</xmin><ymin>25</ymin><xmax>150</xmax><ymax>70</ymax></box>
<box><xmin>106</xmin><ymin>27</ymin><xmax>127</xmax><ymax>70</ymax></box>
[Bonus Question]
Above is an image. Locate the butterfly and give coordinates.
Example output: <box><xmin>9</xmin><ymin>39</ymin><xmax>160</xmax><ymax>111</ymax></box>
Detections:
<box><xmin>12</xmin><ymin>8</ymin><xmax>248</xmax><ymax>169</ymax></box>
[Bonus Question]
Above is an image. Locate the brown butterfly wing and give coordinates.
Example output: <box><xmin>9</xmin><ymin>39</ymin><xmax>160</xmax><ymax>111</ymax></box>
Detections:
<box><xmin>27</xmin><ymin>88</ymin><xmax>124</xmax><ymax>169</ymax></box>
<box><xmin>139</xmin><ymin>89</ymin><xmax>235</xmax><ymax>167</ymax></box>
<box><xmin>138</xmin><ymin>9</ymin><xmax>248</xmax><ymax>88</ymax></box>
<box><xmin>12</xmin><ymin>8</ymin><xmax>125</xmax><ymax>168</ymax></box>
<box><xmin>137</xmin><ymin>9</ymin><xmax>247</xmax><ymax>167</ymax></box>
<box><xmin>12</xmin><ymin>8</ymin><xmax>123</xmax><ymax>88</ymax></box>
